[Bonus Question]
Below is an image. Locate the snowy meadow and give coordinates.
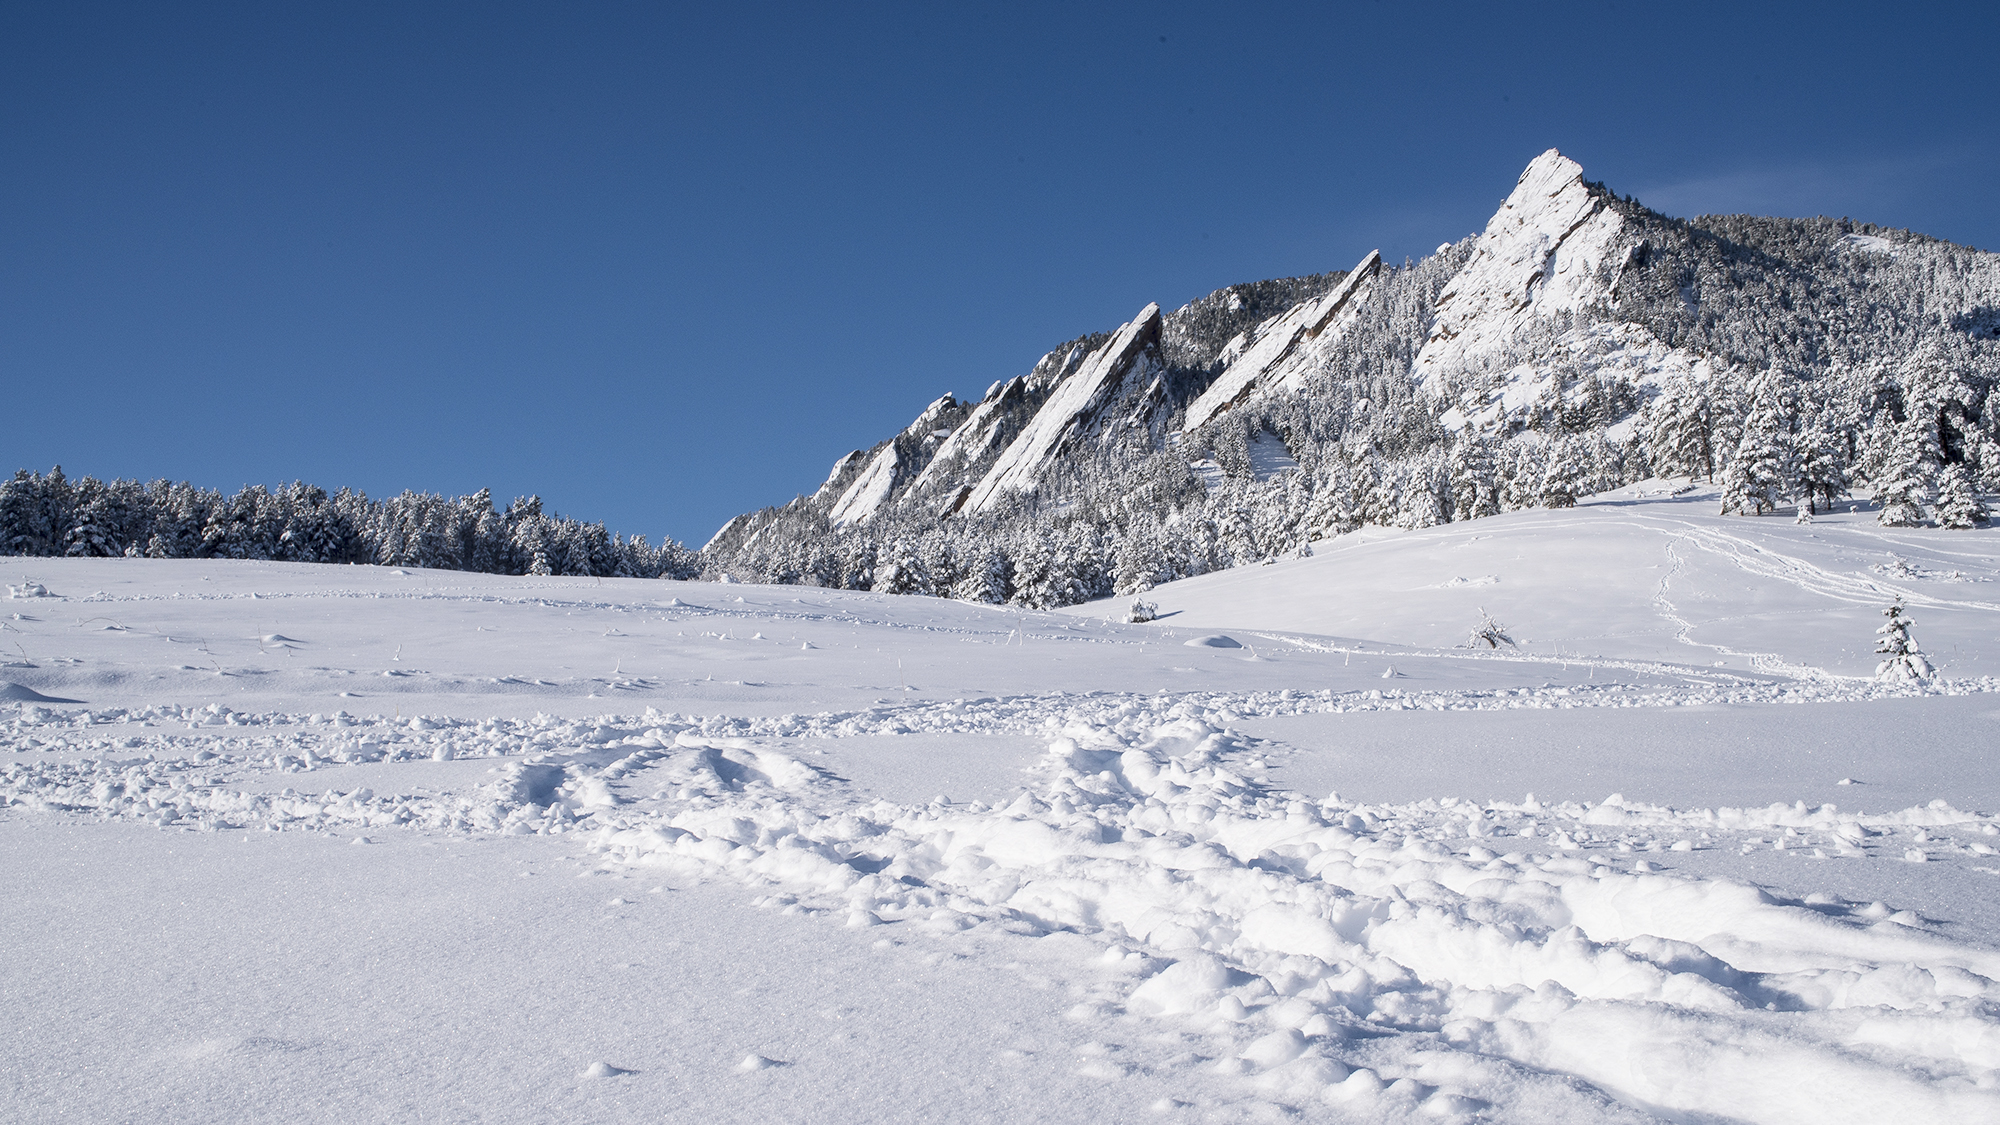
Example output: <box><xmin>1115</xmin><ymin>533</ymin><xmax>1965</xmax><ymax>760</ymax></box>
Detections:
<box><xmin>4</xmin><ymin>483</ymin><xmax>2000</xmax><ymax>1123</ymax></box>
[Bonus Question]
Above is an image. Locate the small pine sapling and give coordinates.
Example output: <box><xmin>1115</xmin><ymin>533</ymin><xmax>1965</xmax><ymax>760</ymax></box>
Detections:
<box><xmin>1467</xmin><ymin>608</ymin><xmax>1516</xmax><ymax>649</ymax></box>
<box><xmin>1874</xmin><ymin>598</ymin><xmax>1935</xmax><ymax>683</ymax></box>
<box><xmin>1126</xmin><ymin>599</ymin><xmax>1158</xmax><ymax>624</ymax></box>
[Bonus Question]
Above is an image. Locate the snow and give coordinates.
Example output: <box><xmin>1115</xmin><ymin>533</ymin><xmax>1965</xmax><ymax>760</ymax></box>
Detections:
<box><xmin>1103</xmin><ymin>480</ymin><xmax>2000</xmax><ymax>683</ymax></box>
<box><xmin>1182</xmin><ymin>250</ymin><xmax>1381</xmax><ymax>433</ymax></box>
<box><xmin>7</xmin><ymin>502</ymin><xmax>2000</xmax><ymax>1122</ymax></box>
<box><xmin>826</xmin><ymin>443</ymin><xmax>901</xmax><ymax>526</ymax></box>
<box><xmin>907</xmin><ymin>381</ymin><xmax>1016</xmax><ymax>496</ymax></box>
<box><xmin>964</xmin><ymin>304</ymin><xmax>1162</xmax><ymax>513</ymax></box>
<box><xmin>1415</xmin><ymin>149</ymin><xmax>1627</xmax><ymax>397</ymax></box>
<box><xmin>1245</xmin><ymin>430</ymin><xmax>1299</xmax><ymax>480</ymax></box>
<box><xmin>1437</xmin><ymin>322</ymin><xmax>1715</xmax><ymax>436</ymax></box>
<box><xmin>1842</xmin><ymin>232</ymin><xmax>1897</xmax><ymax>255</ymax></box>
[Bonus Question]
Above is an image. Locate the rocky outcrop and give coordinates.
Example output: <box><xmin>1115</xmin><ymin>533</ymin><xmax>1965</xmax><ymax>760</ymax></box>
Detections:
<box><xmin>1180</xmin><ymin>250</ymin><xmax>1382</xmax><ymax>432</ymax></box>
<box><xmin>826</xmin><ymin>394</ymin><xmax>965</xmax><ymax>526</ymax></box>
<box><xmin>963</xmin><ymin>304</ymin><xmax>1163</xmax><ymax>513</ymax></box>
<box><xmin>1413</xmin><ymin>149</ymin><xmax>1626</xmax><ymax>396</ymax></box>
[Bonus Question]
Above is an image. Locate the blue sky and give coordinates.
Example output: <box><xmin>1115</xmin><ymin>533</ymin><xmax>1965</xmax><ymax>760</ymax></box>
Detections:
<box><xmin>4</xmin><ymin>1</ymin><xmax>1996</xmax><ymax>545</ymax></box>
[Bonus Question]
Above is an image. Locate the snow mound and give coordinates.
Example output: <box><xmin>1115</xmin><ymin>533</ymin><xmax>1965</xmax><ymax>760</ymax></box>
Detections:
<box><xmin>1183</xmin><ymin>635</ymin><xmax>1242</xmax><ymax>648</ymax></box>
<box><xmin>590</xmin><ymin>716</ymin><xmax>2000</xmax><ymax>1124</ymax></box>
<box><xmin>0</xmin><ymin>682</ymin><xmax>83</xmax><ymax>704</ymax></box>
<box><xmin>6</xmin><ymin>582</ymin><xmax>52</xmax><ymax>599</ymax></box>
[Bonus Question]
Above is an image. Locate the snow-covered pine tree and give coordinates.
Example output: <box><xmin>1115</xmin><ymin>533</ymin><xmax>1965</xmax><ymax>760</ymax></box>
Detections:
<box><xmin>1007</xmin><ymin>535</ymin><xmax>1054</xmax><ymax>608</ymax></box>
<box><xmin>1111</xmin><ymin>530</ymin><xmax>1159</xmax><ymax>595</ymax></box>
<box><xmin>871</xmin><ymin>538</ymin><xmax>924</xmax><ymax>595</ymax></box>
<box><xmin>1719</xmin><ymin>371</ymin><xmax>1796</xmax><ymax>516</ymax></box>
<box><xmin>1535</xmin><ymin>436</ymin><xmax>1584</xmax><ymax>509</ymax></box>
<box><xmin>1447</xmin><ymin>430</ymin><xmax>1500</xmax><ymax>522</ymax></box>
<box><xmin>949</xmin><ymin>546</ymin><xmax>1009</xmax><ymax>604</ymax></box>
<box><xmin>61</xmin><ymin>477</ymin><xmax>122</xmax><ymax>557</ymax></box>
<box><xmin>1935</xmin><ymin>463</ymin><xmax>1991</xmax><ymax>529</ymax></box>
<box><xmin>1793</xmin><ymin>419</ymin><xmax>1850</xmax><ymax>515</ymax></box>
<box><xmin>1643</xmin><ymin>369</ymin><xmax>1719</xmax><ymax>481</ymax></box>
<box><xmin>1874</xmin><ymin>598</ymin><xmax>1935</xmax><ymax>682</ymax></box>
<box><xmin>1873</xmin><ymin>411</ymin><xmax>1940</xmax><ymax>526</ymax></box>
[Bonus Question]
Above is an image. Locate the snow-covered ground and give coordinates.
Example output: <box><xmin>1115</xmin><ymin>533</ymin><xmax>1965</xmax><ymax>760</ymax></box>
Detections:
<box><xmin>6</xmin><ymin>487</ymin><xmax>2000</xmax><ymax>1123</ymax></box>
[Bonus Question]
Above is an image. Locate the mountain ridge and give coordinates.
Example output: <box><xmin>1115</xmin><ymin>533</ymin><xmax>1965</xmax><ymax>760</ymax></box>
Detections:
<box><xmin>701</xmin><ymin>148</ymin><xmax>2000</xmax><ymax>606</ymax></box>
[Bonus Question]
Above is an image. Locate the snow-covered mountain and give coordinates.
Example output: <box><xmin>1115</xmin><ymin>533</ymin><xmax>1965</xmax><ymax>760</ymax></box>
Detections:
<box><xmin>705</xmin><ymin>149</ymin><xmax>2000</xmax><ymax>605</ymax></box>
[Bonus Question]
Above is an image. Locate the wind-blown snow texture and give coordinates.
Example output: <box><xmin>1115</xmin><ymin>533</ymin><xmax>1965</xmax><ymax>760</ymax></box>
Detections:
<box><xmin>6</xmin><ymin>483</ymin><xmax>2000</xmax><ymax>1123</ymax></box>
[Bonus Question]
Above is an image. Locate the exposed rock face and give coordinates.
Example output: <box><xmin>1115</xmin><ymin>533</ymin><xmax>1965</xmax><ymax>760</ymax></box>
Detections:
<box><xmin>1181</xmin><ymin>250</ymin><xmax>1382</xmax><ymax>433</ymax></box>
<box><xmin>827</xmin><ymin>394</ymin><xmax>965</xmax><ymax>526</ymax></box>
<box><xmin>826</xmin><ymin>443</ymin><xmax>902</xmax><ymax>526</ymax></box>
<box><xmin>907</xmin><ymin>377</ymin><xmax>1030</xmax><ymax>496</ymax></box>
<box><xmin>1413</xmin><ymin>149</ymin><xmax>1625</xmax><ymax>397</ymax></box>
<box><xmin>702</xmin><ymin>513</ymin><xmax>750</xmax><ymax>552</ymax></box>
<box><xmin>963</xmin><ymin>303</ymin><xmax>1164</xmax><ymax>513</ymax></box>
<box><xmin>811</xmin><ymin>450</ymin><xmax>867</xmax><ymax>505</ymax></box>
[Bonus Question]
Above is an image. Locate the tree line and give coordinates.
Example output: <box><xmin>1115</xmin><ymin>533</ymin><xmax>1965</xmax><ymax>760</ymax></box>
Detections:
<box><xmin>0</xmin><ymin>469</ymin><xmax>700</xmax><ymax>579</ymax></box>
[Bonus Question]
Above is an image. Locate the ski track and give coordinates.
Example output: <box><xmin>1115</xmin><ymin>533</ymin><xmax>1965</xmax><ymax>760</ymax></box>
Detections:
<box><xmin>1649</xmin><ymin>531</ymin><xmax>1844</xmax><ymax>682</ymax></box>
<box><xmin>8</xmin><ymin>676</ymin><xmax>2000</xmax><ymax>1124</ymax></box>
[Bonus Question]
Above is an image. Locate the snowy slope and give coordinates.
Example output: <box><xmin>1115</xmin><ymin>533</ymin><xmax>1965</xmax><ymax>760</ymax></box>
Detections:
<box><xmin>1436</xmin><ymin>321</ymin><xmax>1718</xmax><ymax>438</ymax></box>
<box><xmin>1076</xmin><ymin>481</ymin><xmax>2000</xmax><ymax>682</ymax></box>
<box><xmin>6</xmin><ymin>547</ymin><xmax>2000</xmax><ymax>1123</ymax></box>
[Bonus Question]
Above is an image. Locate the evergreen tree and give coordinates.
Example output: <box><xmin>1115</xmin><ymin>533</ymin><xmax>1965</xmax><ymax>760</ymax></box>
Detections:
<box><xmin>1936</xmin><ymin>463</ymin><xmax>1991</xmax><ymax>529</ymax></box>
<box><xmin>1448</xmin><ymin>431</ymin><xmax>1500</xmax><ymax>522</ymax></box>
<box><xmin>1720</xmin><ymin>370</ymin><xmax>1796</xmax><ymax>516</ymax></box>
<box><xmin>1874</xmin><ymin>599</ymin><xmax>1935</xmax><ymax>682</ymax></box>
<box><xmin>1794</xmin><ymin>420</ymin><xmax>1850</xmax><ymax>514</ymax></box>
<box><xmin>1874</xmin><ymin>412</ymin><xmax>1940</xmax><ymax>526</ymax></box>
<box><xmin>949</xmin><ymin>547</ymin><xmax>1010</xmax><ymax>604</ymax></box>
<box><xmin>1535</xmin><ymin>436</ymin><xmax>1585</xmax><ymax>509</ymax></box>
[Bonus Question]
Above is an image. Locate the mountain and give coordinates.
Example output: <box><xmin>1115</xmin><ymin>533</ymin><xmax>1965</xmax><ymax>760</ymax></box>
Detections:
<box><xmin>703</xmin><ymin>149</ymin><xmax>2000</xmax><ymax>604</ymax></box>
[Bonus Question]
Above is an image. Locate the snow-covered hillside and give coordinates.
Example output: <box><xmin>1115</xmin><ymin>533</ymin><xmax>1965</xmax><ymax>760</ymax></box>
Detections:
<box><xmin>1076</xmin><ymin>478</ymin><xmax>2000</xmax><ymax>682</ymax></box>
<box><xmin>7</xmin><ymin>513</ymin><xmax>2000</xmax><ymax>1122</ymax></box>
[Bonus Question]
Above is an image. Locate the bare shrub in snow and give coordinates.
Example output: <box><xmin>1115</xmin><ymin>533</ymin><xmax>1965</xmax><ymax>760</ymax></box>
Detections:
<box><xmin>1467</xmin><ymin>609</ymin><xmax>1516</xmax><ymax>649</ymax></box>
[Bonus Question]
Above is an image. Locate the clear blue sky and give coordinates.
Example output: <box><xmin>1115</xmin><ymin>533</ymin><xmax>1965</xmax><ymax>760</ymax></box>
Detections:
<box><xmin>5</xmin><ymin>1</ymin><xmax>1996</xmax><ymax>545</ymax></box>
